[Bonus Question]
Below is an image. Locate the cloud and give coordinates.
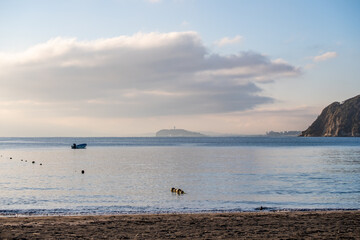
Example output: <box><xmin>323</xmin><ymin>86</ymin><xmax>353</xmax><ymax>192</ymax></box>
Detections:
<box><xmin>0</xmin><ymin>32</ymin><xmax>300</xmax><ymax>118</ymax></box>
<box><xmin>215</xmin><ymin>35</ymin><xmax>243</xmax><ymax>46</ymax></box>
<box><xmin>313</xmin><ymin>51</ymin><xmax>337</xmax><ymax>62</ymax></box>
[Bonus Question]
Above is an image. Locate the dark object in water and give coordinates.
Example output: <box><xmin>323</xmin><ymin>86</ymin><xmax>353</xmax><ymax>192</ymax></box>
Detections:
<box><xmin>81</xmin><ymin>170</ymin><xmax>85</xmax><ymax>174</ymax></box>
<box><xmin>71</xmin><ymin>143</ymin><xmax>87</xmax><ymax>149</ymax></box>
<box><xmin>40</xmin><ymin>163</ymin><xmax>42</xmax><ymax>166</ymax></box>
<box><xmin>177</xmin><ymin>189</ymin><xmax>185</xmax><ymax>194</ymax></box>
<box><xmin>171</xmin><ymin>187</ymin><xmax>185</xmax><ymax>194</ymax></box>
<box><xmin>255</xmin><ymin>206</ymin><xmax>270</xmax><ymax>211</ymax></box>
<box><xmin>32</xmin><ymin>161</ymin><xmax>35</xmax><ymax>164</ymax></box>
<box><xmin>10</xmin><ymin>157</ymin><xmax>12</xmax><ymax>159</ymax></box>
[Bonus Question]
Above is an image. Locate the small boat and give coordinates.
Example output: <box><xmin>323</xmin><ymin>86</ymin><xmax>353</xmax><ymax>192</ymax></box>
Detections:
<box><xmin>71</xmin><ymin>143</ymin><xmax>87</xmax><ymax>149</ymax></box>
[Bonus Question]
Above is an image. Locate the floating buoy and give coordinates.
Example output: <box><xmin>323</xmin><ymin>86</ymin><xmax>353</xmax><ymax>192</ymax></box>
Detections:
<box><xmin>10</xmin><ymin>157</ymin><xmax>12</xmax><ymax>159</ymax></box>
<box><xmin>176</xmin><ymin>189</ymin><xmax>185</xmax><ymax>194</ymax></box>
<box><xmin>81</xmin><ymin>170</ymin><xmax>85</xmax><ymax>174</ymax></box>
<box><xmin>32</xmin><ymin>161</ymin><xmax>35</xmax><ymax>164</ymax></box>
<box><xmin>171</xmin><ymin>187</ymin><xmax>185</xmax><ymax>194</ymax></box>
<box><xmin>40</xmin><ymin>163</ymin><xmax>42</xmax><ymax>166</ymax></box>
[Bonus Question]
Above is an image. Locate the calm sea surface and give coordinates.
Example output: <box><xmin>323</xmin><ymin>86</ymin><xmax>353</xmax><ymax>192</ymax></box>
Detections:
<box><xmin>0</xmin><ymin>137</ymin><xmax>359</xmax><ymax>215</ymax></box>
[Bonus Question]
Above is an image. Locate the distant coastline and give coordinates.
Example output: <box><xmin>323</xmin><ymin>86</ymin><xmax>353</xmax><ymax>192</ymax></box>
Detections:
<box><xmin>154</xmin><ymin>129</ymin><xmax>304</xmax><ymax>137</ymax></box>
<box><xmin>156</xmin><ymin>129</ymin><xmax>206</xmax><ymax>137</ymax></box>
<box><xmin>266</xmin><ymin>131</ymin><xmax>302</xmax><ymax>137</ymax></box>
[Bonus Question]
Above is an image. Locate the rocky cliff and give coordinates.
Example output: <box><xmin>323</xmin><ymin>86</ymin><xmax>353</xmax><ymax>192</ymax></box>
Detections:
<box><xmin>156</xmin><ymin>129</ymin><xmax>206</xmax><ymax>137</ymax></box>
<box><xmin>300</xmin><ymin>95</ymin><xmax>360</xmax><ymax>137</ymax></box>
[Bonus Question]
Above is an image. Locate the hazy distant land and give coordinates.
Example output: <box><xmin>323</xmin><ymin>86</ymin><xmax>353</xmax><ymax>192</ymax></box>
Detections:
<box><xmin>266</xmin><ymin>131</ymin><xmax>302</xmax><ymax>137</ymax></box>
<box><xmin>156</xmin><ymin>129</ymin><xmax>206</xmax><ymax>137</ymax></box>
<box><xmin>155</xmin><ymin>129</ymin><xmax>304</xmax><ymax>137</ymax></box>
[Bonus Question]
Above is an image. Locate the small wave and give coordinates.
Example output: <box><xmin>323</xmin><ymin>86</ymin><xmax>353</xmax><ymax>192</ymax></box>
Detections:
<box><xmin>1</xmin><ymin>206</ymin><xmax>359</xmax><ymax>217</ymax></box>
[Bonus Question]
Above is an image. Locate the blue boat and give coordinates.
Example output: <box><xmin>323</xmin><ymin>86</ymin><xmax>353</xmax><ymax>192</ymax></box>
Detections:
<box><xmin>71</xmin><ymin>143</ymin><xmax>87</xmax><ymax>149</ymax></box>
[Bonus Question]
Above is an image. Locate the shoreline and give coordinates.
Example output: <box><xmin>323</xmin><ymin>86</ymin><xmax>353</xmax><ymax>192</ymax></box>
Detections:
<box><xmin>1</xmin><ymin>210</ymin><xmax>359</xmax><ymax>239</ymax></box>
<box><xmin>1</xmin><ymin>207</ymin><xmax>359</xmax><ymax>218</ymax></box>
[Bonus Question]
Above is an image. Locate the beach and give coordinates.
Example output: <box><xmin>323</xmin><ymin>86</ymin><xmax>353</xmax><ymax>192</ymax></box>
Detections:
<box><xmin>1</xmin><ymin>210</ymin><xmax>359</xmax><ymax>239</ymax></box>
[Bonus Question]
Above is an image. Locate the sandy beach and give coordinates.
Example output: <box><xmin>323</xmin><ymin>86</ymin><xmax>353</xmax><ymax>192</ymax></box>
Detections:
<box><xmin>0</xmin><ymin>210</ymin><xmax>359</xmax><ymax>239</ymax></box>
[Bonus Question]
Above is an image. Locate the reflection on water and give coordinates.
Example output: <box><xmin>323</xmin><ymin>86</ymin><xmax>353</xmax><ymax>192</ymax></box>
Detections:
<box><xmin>0</xmin><ymin>141</ymin><xmax>359</xmax><ymax>215</ymax></box>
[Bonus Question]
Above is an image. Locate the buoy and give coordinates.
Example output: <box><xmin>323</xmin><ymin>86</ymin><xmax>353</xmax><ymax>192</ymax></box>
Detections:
<box><xmin>81</xmin><ymin>170</ymin><xmax>85</xmax><ymax>174</ymax></box>
<box><xmin>32</xmin><ymin>161</ymin><xmax>35</xmax><ymax>164</ymax></box>
<box><xmin>176</xmin><ymin>189</ymin><xmax>184</xmax><ymax>194</ymax></box>
<box><xmin>171</xmin><ymin>187</ymin><xmax>185</xmax><ymax>194</ymax></box>
<box><xmin>10</xmin><ymin>157</ymin><xmax>12</xmax><ymax>159</ymax></box>
<box><xmin>40</xmin><ymin>163</ymin><xmax>42</xmax><ymax>166</ymax></box>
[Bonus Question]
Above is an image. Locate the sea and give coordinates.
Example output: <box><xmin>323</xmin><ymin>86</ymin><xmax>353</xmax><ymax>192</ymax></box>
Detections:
<box><xmin>0</xmin><ymin>137</ymin><xmax>359</xmax><ymax>216</ymax></box>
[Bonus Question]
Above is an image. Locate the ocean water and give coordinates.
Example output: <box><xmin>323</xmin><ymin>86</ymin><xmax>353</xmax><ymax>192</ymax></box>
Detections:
<box><xmin>0</xmin><ymin>137</ymin><xmax>359</xmax><ymax>215</ymax></box>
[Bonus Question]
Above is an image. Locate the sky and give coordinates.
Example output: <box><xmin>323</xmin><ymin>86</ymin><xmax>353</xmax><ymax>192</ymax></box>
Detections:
<box><xmin>0</xmin><ymin>0</ymin><xmax>359</xmax><ymax>137</ymax></box>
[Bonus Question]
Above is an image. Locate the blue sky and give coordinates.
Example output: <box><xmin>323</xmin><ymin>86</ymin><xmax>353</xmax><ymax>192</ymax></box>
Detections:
<box><xmin>0</xmin><ymin>0</ymin><xmax>359</xmax><ymax>136</ymax></box>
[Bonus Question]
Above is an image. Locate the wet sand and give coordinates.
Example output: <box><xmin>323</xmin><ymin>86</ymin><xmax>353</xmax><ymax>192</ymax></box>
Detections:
<box><xmin>1</xmin><ymin>211</ymin><xmax>359</xmax><ymax>239</ymax></box>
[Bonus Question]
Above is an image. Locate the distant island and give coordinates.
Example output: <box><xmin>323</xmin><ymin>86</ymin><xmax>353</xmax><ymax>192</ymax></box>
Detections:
<box><xmin>156</xmin><ymin>129</ymin><xmax>206</xmax><ymax>137</ymax></box>
<box><xmin>300</xmin><ymin>95</ymin><xmax>360</xmax><ymax>137</ymax></box>
<box><xmin>266</xmin><ymin>131</ymin><xmax>302</xmax><ymax>137</ymax></box>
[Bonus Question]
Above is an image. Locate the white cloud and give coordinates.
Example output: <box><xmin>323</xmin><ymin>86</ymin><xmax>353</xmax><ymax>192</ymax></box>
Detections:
<box><xmin>215</xmin><ymin>35</ymin><xmax>243</xmax><ymax>46</ymax></box>
<box><xmin>313</xmin><ymin>51</ymin><xmax>337</xmax><ymax>62</ymax></box>
<box><xmin>0</xmin><ymin>32</ymin><xmax>300</xmax><ymax>120</ymax></box>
